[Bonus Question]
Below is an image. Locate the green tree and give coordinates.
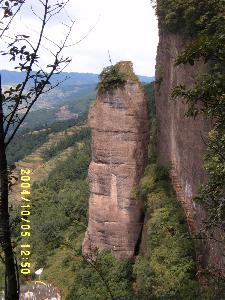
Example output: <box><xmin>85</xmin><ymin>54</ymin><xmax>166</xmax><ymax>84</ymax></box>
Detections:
<box><xmin>66</xmin><ymin>251</ymin><xmax>134</xmax><ymax>300</ymax></box>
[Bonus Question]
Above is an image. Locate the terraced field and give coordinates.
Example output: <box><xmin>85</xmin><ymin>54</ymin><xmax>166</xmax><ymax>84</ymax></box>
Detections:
<box><xmin>10</xmin><ymin>124</ymin><xmax>85</xmax><ymax>202</ymax></box>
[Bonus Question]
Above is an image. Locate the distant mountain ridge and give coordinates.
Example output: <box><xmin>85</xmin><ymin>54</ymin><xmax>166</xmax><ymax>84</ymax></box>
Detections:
<box><xmin>1</xmin><ymin>69</ymin><xmax>154</xmax><ymax>131</ymax></box>
<box><xmin>0</xmin><ymin>70</ymin><xmax>154</xmax><ymax>85</ymax></box>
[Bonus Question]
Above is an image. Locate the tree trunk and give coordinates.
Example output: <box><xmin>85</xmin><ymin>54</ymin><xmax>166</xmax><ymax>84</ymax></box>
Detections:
<box><xmin>0</xmin><ymin>81</ymin><xmax>19</xmax><ymax>299</ymax></box>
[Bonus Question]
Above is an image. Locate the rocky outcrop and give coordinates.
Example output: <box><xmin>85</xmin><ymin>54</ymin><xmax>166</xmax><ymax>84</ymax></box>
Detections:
<box><xmin>82</xmin><ymin>62</ymin><xmax>149</xmax><ymax>259</ymax></box>
<box><xmin>155</xmin><ymin>32</ymin><xmax>224</xmax><ymax>273</ymax></box>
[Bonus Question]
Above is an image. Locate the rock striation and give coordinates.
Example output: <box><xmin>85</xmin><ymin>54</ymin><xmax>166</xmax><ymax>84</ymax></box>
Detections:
<box><xmin>155</xmin><ymin>32</ymin><xmax>224</xmax><ymax>273</ymax></box>
<box><xmin>82</xmin><ymin>62</ymin><xmax>149</xmax><ymax>259</ymax></box>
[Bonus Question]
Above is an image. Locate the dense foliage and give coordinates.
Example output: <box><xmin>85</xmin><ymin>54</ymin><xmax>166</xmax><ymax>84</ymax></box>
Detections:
<box><xmin>133</xmin><ymin>164</ymin><xmax>200</xmax><ymax>299</ymax></box>
<box><xmin>154</xmin><ymin>0</ymin><xmax>225</xmax><ymax>36</ymax></box>
<box><xmin>66</xmin><ymin>251</ymin><xmax>134</xmax><ymax>300</ymax></box>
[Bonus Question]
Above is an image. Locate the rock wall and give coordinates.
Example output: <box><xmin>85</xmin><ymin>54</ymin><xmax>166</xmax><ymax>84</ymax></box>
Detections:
<box><xmin>155</xmin><ymin>32</ymin><xmax>224</xmax><ymax>273</ymax></box>
<box><xmin>82</xmin><ymin>65</ymin><xmax>149</xmax><ymax>259</ymax></box>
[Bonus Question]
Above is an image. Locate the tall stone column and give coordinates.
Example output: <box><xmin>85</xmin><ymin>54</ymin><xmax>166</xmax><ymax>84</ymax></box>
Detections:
<box><xmin>82</xmin><ymin>62</ymin><xmax>149</xmax><ymax>259</ymax></box>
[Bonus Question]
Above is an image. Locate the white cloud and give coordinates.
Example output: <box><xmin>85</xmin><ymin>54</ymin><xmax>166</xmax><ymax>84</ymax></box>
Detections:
<box><xmin>0</xmin><ymin>0</ymin><xmax>158</xmax><ymax>76</ymax></box>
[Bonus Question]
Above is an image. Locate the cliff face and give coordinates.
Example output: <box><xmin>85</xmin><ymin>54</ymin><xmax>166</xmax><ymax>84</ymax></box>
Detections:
<box><xmin>83</xmin><ymin>64</ymin><xmax>149</xmax><ymax>259</ymax></box>
<box><xmin>155</xmin><ymin>32</ymin><xmax>224</xmax><ymax>272</ymax></box>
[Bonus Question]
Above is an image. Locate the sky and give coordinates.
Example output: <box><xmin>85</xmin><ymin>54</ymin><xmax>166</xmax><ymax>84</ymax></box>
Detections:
<box><xmin>0</xmin><ymin>0</ymin><xmax>159</xmax><ymax>76</ymax></box>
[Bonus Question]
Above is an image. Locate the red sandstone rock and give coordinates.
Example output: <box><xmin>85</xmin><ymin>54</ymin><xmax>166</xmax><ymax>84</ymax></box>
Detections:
<box><xmin>82</xmin><ymin>63</ymin><xmax>149</xmax><ymax>259</ymax></box>
<box><xmin>155</xmin><ymin>32</ymin><xmax>224</xmax><ymax>273</ymax></box>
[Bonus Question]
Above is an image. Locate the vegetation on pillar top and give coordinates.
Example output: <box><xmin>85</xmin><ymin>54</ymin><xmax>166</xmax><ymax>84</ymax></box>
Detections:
<box><xmin>96</xmin><ymin>61</ymin><xmax>139</xmax><ymax>94</ymax></box>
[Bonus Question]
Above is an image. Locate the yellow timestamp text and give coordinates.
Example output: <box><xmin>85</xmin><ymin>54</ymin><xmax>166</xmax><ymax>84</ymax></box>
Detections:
<box><xmin>20</xmin><ymin>168</ymin><xmax>31</xmax><ymax>275</ymax></box>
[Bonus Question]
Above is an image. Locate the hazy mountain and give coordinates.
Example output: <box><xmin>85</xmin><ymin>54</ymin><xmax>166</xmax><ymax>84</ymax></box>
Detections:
<box><xmin>0</xmin><ymin>70</ymin><xmax>154</xmax><ymax>86</ymax></box>
<box><xmin>1</xmin><ymin>70</ymin><xmax>154</xmax><ymax>131</ymax></box>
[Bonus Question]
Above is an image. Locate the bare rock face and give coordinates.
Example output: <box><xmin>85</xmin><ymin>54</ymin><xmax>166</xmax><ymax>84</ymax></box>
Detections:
<box><xmin>155</xmin><ymin>32</ymin><xmax>224</xmax><ymax>273</ymax></box>
<box><xmin>82</xmin><ymin>62</ymin><xmax>149</xmax><ymax>259</ymax></box>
